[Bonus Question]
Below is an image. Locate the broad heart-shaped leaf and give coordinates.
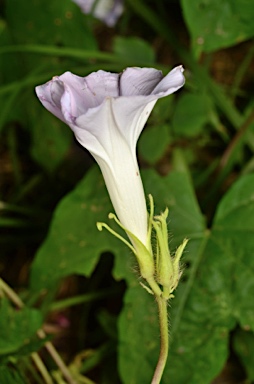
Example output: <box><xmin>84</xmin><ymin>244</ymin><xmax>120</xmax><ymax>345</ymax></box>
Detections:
<box><xmin>181</xmin><ymin>0</ymin><xmax>254</xmax><ymax>53</ymax></box>
<box><xmin>117</xmin><ymin>172</ymin><xmax>254</xmax><ymax>384</ymax></box>
<box><xmin>30</xmin><ymin>165</ymin><xmax>132</xmax><ymax>292</ymax></box>
<box><xmin>212</xmin><ymin>174</ymin><xmax>254</xmax><ymax>329</ymax></box>
<box><xmin>0</xmin><ymin>299</ymin><xmax>42</xmax><ymax>355</ymax></box>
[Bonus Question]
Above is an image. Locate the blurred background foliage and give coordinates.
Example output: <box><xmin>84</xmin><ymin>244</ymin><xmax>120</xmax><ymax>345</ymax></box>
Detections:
<box><xmin>1</xmin><ymin>0</ymin><xmax>254</xmax><ymax>383</ymax></box>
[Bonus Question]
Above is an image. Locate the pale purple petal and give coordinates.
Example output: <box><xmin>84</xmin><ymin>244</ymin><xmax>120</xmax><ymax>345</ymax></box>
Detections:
<box><xmin>152</xmin><ymin>65</ymin><xmax>185</xmax><ymax>95</ymax></box>
<box><xmin>82</xmin><ymin>70</ymin><xmax>119</xmax><ymax>104</ymax></box>
<box><xmin>36</xmin><ymin>71</ymin><xmax>120</xmax><ymax>124</ymax></box>
<box><xmin>58</xmin><ymin>72</ymin><xmax>91</xmax><ymax>116</ymax></box>
<box><xmin>36</xmin><ymin>73</ymin><xmax>86</xmax><ymax>123</ymax></box>
<box><xmin>35</xmin><ymin>80</ymin><xmax>65</xmax><ymax>122</ymax></box>
<box><xmin>119</xmin><ymin>67</ymin><xmax>163</xmax><ymax>96</ymax></box>
<box><xmin>60</xmin><ymin>70</ymin><xmax>119</xmax><ymax>113</ymax></box>
<box><xmin>110</xmin><ymin>66</ymin><xmax>185</xmax><ymax>147</ymax></box>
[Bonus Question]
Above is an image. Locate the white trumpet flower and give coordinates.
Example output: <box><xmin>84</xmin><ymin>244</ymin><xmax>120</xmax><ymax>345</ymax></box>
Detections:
<box><xmin>35</xmin><ymin>66</ymin><xmax>185</xmax><ymax>251</ymax></box>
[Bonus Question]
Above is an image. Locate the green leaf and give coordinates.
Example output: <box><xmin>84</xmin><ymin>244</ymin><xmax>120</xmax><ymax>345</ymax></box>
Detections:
<box><xmin>172</xmin><ymin>92</ymin><xmax>211</xmax><ymax>137</ymax></box>
<box><xmin>0</xmin><ymin>299</ymin><xmax>42</xmax><ymax>355</ymax></box>
<box><xmin>212</xmin><ymin>174</ymin><xmax>254</xmax><ymax>329</ymax></box>
<box><xmin>30</xmin><ymin>166</ymin><xmax>127</xmax><ymax>292</ymax></box>
<box><xmin>181</xmin><ymin>0</ymin><xmax>254</xmax><ymax>53</ymax></box>
<box><xmin>5</xmin><ymin>0</ymin><xmax>97</xmax><ymax>49</ymax></box>
<box><xmin>138</xmin><ymin>125</ymin><xmax>171</xmax><ymax>164</ymax></box>
<box><xmin>0</xmin><ymin>365</ymin><xmax>27</xmax><ymax>384</ymax></box>
<box><xmin>29</xmin><ymin>98</ymin><xmax>73</xmax><ymax>172</ymax></box>
<box><xmin>113</xmin><ymin>36</ymin><xmax>155</xmax><ymax>64</ymax></box>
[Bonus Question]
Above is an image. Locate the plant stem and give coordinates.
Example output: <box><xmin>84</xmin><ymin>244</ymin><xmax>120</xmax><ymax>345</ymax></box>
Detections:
<box><xmin>0</xmin><ymin>278</ymin><xmax>24</xmax><ymax>307</ymax></box>
<box><xmin>37</xmin><ymin>329</ymin><xmax>77</xmax><ymax>384</ymax></box>
<box><xmin>31</xmin><ymin>352</ymin><xmax>53</xmax><ymax>384</ymax></box>
<box><xmin>151</xmin><ymin>295</ymin><xmax>169</xmax><ymax>384</ymax></box>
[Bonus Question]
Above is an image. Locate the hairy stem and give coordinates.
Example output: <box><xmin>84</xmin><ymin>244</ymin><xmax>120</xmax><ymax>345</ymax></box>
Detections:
<box><xmin>151</xmin><ymin>296</ymin><xmax>169</xmax><ymax>384</ymax></box>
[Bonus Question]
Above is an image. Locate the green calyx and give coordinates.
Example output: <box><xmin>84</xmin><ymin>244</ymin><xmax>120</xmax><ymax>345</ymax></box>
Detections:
<box><xmin>97</xmin><ymin>195</ymin><xmax>188</xmax><ymax>300</ymax></box>
<box><xmin>153</xmin><ymin>208</ymin><xmax>188</xmax><ymax>299</ymax></box>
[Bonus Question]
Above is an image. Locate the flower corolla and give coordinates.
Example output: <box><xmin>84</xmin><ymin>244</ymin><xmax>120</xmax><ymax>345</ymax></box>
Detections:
<box><xmin>35</xmin><ymin>66</ymin><xmax>185</xmax><ymax>251</ymax></box>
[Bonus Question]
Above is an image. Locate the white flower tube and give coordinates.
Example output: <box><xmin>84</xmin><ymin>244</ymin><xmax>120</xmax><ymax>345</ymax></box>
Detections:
<box><xmin>35</xmin><ymin>66</ymin><xmax>185</xmax><ymax>249</ymax></box>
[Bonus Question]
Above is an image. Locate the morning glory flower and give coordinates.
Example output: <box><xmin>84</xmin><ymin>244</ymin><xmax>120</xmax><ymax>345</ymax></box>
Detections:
<box><xmin>72</xmin><ymin>0</ymin><xmax>124</xmax><ymax>27</ymax></box>
<box><xmin>35</xmin><ymin>66</ymin><xmax>185</xmax><ymax>251</ymax></box>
